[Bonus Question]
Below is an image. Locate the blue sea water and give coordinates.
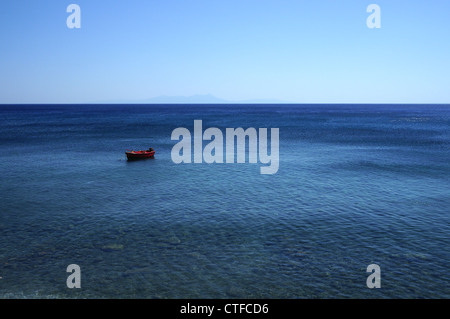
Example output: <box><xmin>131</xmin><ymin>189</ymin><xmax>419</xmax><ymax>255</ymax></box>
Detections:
<box><xmin>0</xmin><ymin>104</ymin><xmax>449</xmax><ymax>298</ymax></box>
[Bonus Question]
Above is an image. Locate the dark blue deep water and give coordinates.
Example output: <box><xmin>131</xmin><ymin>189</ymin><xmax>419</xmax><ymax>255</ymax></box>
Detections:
<box><xmin>0</xmin><ymin>104</ymin><xmax>449</xmax><ymax>298</ymax></box>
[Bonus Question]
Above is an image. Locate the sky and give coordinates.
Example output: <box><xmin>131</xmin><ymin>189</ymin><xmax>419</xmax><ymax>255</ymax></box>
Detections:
<box><xmin>0</xmin><ymin>0</ymin><xmax>449</xmax><ymax>104</ymax></box>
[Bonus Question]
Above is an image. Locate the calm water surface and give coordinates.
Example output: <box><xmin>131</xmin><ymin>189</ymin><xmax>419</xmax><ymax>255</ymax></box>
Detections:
<box><xmin>0</xmin><ymin>104</ymin><xmax>449</xmax><ymax>298</ymax></box>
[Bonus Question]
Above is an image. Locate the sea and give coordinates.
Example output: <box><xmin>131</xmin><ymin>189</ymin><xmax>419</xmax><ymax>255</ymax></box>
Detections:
<box><xmin>0</xmin><ymin>104</ymin><xmax>449</xmax><ymax>298</ymax></box>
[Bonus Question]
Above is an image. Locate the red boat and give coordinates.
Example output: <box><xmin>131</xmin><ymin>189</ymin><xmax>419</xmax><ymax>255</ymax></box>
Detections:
<box><xmin>125</xmin><ymin>148</ymin><xmax>155</xmax><ymax>160</ymax></box>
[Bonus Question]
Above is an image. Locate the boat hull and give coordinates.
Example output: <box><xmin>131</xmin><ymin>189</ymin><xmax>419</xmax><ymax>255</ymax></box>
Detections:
<box><xmin>126</xmin><ymin>150</ymin><xmax>155</xmax><ymax>160</ymax></box>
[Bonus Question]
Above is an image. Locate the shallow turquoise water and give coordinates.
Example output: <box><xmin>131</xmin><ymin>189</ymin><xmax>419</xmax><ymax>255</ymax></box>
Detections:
<box><xmin>0</xmin><ymin>104</ymin><xmax>449</xmax><ymax>298</ymax></box>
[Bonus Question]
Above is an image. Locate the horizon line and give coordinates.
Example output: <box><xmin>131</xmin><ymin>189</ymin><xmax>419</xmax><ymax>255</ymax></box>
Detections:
<box><xmin>2</xmin><ymin>102</ymin><xmax>450</xmax><ymax>106</ymax></box>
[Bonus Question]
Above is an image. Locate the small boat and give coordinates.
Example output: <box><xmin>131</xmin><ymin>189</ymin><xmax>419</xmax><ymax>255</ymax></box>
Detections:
<box><xmin>125</xmin><ymin>148</ymin><xmax>155</xmax><ymax>160</ymax></box>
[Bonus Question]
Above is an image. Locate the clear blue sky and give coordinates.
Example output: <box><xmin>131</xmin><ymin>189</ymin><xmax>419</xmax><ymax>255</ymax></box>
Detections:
<box><xmin>1</xmin><ymin>0</ymin><xmax>449</xmax><ymax>103</ymax></box>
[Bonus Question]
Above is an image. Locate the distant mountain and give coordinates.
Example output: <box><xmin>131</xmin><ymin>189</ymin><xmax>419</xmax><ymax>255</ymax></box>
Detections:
<box><xmin>235</xmin><ymin>98</ymin><xmax>290</xmax><ymax>104</ymax></box>
<box><xmin>140</xmin><ymin>94</ymin><xmax>228</xmax><ymax>104</ymax></box>
<box><xmin>98</xmin><ymin>94</ymin><xmax>291</xmax><ymax>104</ymax></box>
